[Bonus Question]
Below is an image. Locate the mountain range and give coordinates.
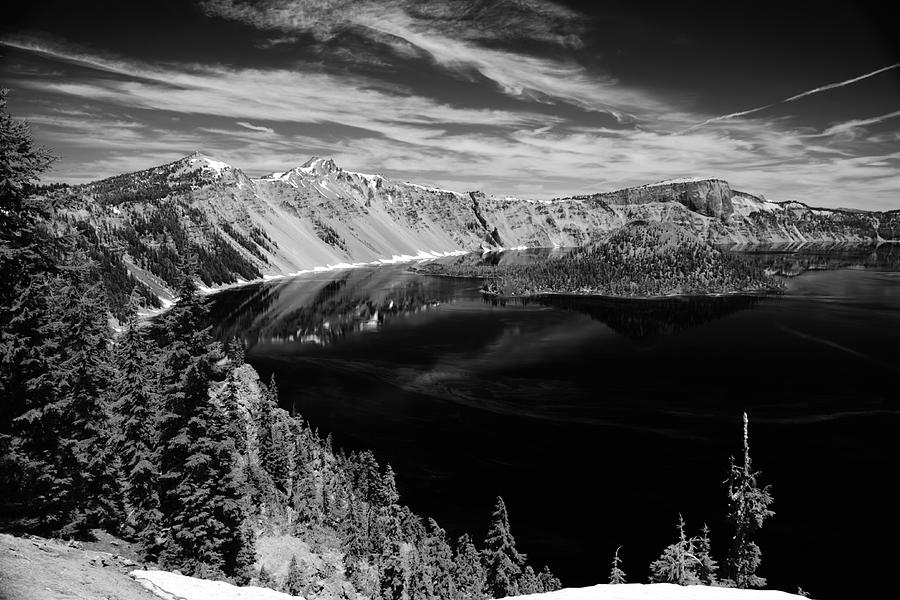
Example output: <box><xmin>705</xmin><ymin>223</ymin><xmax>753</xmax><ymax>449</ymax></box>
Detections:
<box><xmin>47</xmin><ymin>152</ymin><xmax>900</xmax><ymax>304</ymax></box>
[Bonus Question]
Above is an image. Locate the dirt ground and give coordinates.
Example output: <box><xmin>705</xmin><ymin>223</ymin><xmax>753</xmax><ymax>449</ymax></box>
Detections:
<box><xmin>0</xmin><ymin>532</ymin><xmax>156</xmax><ymax>600</ymax></box>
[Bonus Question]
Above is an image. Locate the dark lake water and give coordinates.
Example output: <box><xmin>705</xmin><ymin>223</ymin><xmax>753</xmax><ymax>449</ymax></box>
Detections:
<box><xmin>208</xmin><ymin>246</ymin><xmax>900</xmax><ymax>599</ymax></box>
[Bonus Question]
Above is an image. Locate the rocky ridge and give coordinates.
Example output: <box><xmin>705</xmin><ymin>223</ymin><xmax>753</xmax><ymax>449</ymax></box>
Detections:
<box><xmin>53</xmin><ymin>153</ymin><xmax>899</xmax><ymax>301</ymax></box>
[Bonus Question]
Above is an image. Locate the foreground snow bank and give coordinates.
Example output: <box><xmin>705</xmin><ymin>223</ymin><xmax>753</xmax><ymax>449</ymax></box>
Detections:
<box><xmin>518</xmin><ymin>583</ymin><xmax>804</xmax><ymax>599</ymax></box>
<box><xmin>131</xmin><ymin>569</ymin><xmax>302</xmax><ymax>600</ymax></box>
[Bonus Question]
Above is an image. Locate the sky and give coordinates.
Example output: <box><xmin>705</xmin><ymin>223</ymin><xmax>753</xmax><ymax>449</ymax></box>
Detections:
<box><xmin>2</xmin><ymin>0</ymin><xmax>899</xmax><ymax>208</ymax></box>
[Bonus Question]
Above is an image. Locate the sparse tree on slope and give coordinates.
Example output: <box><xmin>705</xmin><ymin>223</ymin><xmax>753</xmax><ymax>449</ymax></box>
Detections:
<box><xmin>695</xmin><ymin>524</ymin><xmax>718</xmax><ymax>586</ymax></box>
<box><xmin>609</xmin><ymin>546</ymin><xmax>626</xmax><ymax>584</ymax></box>
<box><xmin>726</xmin><ymin>412</ymin><xmax>774</xmax><ymax>588</ymax></box>
<box><xmin>483</xmin><ymin>496</ymin><xmax>525</xmax><ymax>598</ymax></box>
<box><xmin>649</xmin><ymin>514</ymin><xmax>699</xmax><ymax>586</ymax></box>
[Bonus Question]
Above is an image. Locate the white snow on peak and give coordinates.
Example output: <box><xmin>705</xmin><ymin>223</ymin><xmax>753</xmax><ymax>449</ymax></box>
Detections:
<box><xmin>187</xmin><ymin>153</ymin><xmax>231</xmax><ymax>175</ymax></box>
<box><xmin>402</xmin><ymin>181</ymin><xmax>464</xmax><ymax>196</ymax></box>
<box><xmin>517</xmin><ymin>583</ymin><xmax>805</xmax><ymax>600</ymax></box>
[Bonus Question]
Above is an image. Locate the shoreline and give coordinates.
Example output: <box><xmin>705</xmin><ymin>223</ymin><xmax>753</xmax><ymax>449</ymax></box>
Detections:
<box><xmin>137</xmin><ymin>248</ymin><xmax>470</xmax><ymax>319</ymax></box>
<box><xmin>479</xmin><ymin>286</ymin><xmax>784</xmax><ymax>302</ymax></box>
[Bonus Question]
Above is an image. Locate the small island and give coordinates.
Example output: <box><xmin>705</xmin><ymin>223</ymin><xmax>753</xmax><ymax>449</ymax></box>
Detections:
<box><xmin>418</xmin><ymin>221</ymin><xmax>784</xmax><ymax>298</ymax></box>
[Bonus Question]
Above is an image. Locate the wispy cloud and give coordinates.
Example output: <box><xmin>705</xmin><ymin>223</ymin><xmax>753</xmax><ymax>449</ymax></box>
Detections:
<box><xmin>806</xmin><ymin>109</ymin><xmax>900</xmax><ymax>139</ymax></box>
<box><xmin>687</xmin><ymin>62</ymin><xmax>900</xmax><ymax>131</ymax></box>
<box><xmin>3</xmin><ymin>23</ymin><xmax>900</xmax><ymax>209</ymax></box>
<box><xmin>236</xmin><ymin>120</ymin><xmax>275</xmax><ymax>134</ymax></box>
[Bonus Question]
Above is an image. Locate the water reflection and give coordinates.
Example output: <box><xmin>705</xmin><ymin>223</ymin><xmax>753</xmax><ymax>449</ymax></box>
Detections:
<box><xmin>721</xmin><ymin>242</ymin><xmax>900</xmax><ymax>275</ymax></box>
<box><xmin>208</xmin><ymin>266</ymin><xmax>478</xmax><ymax>348</ymax></box>
<box><xmin>490</xmin><ymin>294</ymin><xmax>766</xmax><ymax>339</ymax></box>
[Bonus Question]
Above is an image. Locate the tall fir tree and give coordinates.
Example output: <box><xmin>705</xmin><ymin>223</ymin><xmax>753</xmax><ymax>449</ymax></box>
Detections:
<box><xmin>155</xmin><ymin>266</ymin><xmax>252</xmax><ymax>577</ymax></box>
<box><xmin>452</xmin><ymin>533</ymin><xmax>486</xmax><ymax>600</ymax></box>
<box><xmin>112</xmin><ymin>292</ymin><xmax>163</xmax><ymax>555</ymax></box>
<box><xmin>609</xmin><ymin>546</ymin><xmax>626</xmax><ymax>584</ymax></box>
<box><xmin>726</xmin><ymin>413</ymin><xmax>774</xmax><ymax>588</ymax></box>
<box><xmin>483</xmin><ymin>496</ymin><xmax>525</xmax><ymax>598</ymax></box>
<box><xmin>14</xmin><ymin>261</ymin><xmax>123</xmax><ymax>537</ymax></box>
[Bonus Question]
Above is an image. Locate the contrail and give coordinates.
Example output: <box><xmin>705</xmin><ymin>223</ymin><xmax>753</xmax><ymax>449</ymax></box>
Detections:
<box><xmin>685</xmin><ymin>62</ymin><xmax>900</xmax><ymax>131</ymax></box>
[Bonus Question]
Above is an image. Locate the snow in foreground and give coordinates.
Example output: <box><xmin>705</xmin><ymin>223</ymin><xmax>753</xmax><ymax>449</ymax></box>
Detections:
<box><xmin>131</xmin><ymin>569</ymin><xmax>301</xmax><ymax>600</ymax></box>
<box><xmin>130</xmin><ymin>569</ymin><xmax>806</xmax><ymax>600</ymax></box>
<box><xmin>518</xmin><ymin>583</ymin><xmax>804</xmax><ymax>599</ymax></box>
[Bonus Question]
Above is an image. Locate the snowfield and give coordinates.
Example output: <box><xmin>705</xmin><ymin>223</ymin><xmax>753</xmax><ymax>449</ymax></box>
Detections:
<box><xmin>129</xmin><ymin>569</ymin><xmax>806</xmax><ymax>600</ymax></box>
<box><xmin>518</xmin><ymin>584</ymin><xmax>805</xmax><ymax>599</ymax></box>
<box><xmin>131</xmin><ymin>569</ymin><xmax>302</xmax><ymax>600</ymax></box>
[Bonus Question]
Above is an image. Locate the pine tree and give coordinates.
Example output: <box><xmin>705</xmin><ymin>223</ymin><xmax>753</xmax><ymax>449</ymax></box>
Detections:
<box><xmin>694</xmin><ymin>524</ymin><xmax>718</xmax><ymax>586</ymax></box>
<box><xmin>283</xmin><ymin>555</ymin><xmax>305</xmax><ymax>596</ymax></box>
<box><xmin>379</xmin><ymin>503</ymin><xmax>408</xmax><ymax>600</ymax></box>
<box><xmin>649</xmin><ymin>514</ymin><xmax>700</xmax><ymax>586</ymax></box>
<box><xmin>538</xmin><ymin>565</ymin><xmax>561</xmax><ymax>593</ymax></box>
<box><xmin>226</xmin><ymin>336</ymin><xmax>245</xmax><ymax>365</ymax></box>
<box><xmin>421</xmin><ymin>518</ymin><xmax>454</xmax><ymax>599</ymax></box>
<box><xmin>609</xmin><ymin>546</ymin><xmax>626</xmax><ymax>584</ymax></box>
<box><xmin>112</xmin><ymin>292</ymin><xmax>163</xmax><ymax>555</ymax></box>
<box><xmin>452</xmin><ymin>533</ymin><xmax>485</xmax><ymax>600</ymax></box>
<box><xmin>519</xmin><ymin>565</ymin><xmax>541</xmax><ymax>595</ymax></box>
<box><xmin>257</xmin><ymin>565</ymin><xmax>276</xmax><ymax>589</ymax></box>
<box><xmin>14</xmin><ymin>264</ymin><xmax>123</xmax><ymax>537</ymax></box>
<box><xmin>726</xmin><ymin>413</ymin><xmax>774</xmax><ymax>588</ymax></box>
<box><xmin>257</xmin><ymin>375</ymin><xmax>289</xmax><ymax>493</ymax></box>
<box><xmin>155</xmin><ymin>268</ymin><xmax>251</xmax><ymax>577</ymax></box>
<box><xmin>483</xmin><ymin>496</ymin><xmax>525</xmax><ymax>598</ymax></box>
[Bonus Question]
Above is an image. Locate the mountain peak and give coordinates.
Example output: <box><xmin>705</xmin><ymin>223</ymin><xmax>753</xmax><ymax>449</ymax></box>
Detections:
<box><xmin>299</xmin><ymin>156</ymin><xmax>340</xmax><ymax>175</ymax></box>
<box><xmin>180</xmin><ymin>151</ymin><xmax>233</xmax><ymax>175</ymax></box>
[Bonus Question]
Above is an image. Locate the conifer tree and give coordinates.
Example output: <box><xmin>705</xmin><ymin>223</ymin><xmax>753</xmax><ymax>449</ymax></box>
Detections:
<box><xmin>726</xmin><ymin>413</ymin><xmax>774</xmax><ymax>588</ymax></box>
<box><xmin>379</xmin><ymin>503</ymin><xmax>408</xmax><ymax>600</ymax></box>
<box><xmin>538</xmin><ymin>565</ymin><xmax>561</xmax><ymax>593</ymax></box>
<box><xmin>609</xmin><ymin>546</ymin><xmax>626</xmax><ymax>584</ymax></box>
<box><xmin>452</xmin><ymin>533</ymin><xmax>485</xmax><ymax>600</ymax></box>
<box><xmin>112</xmin><ymin>293</ymin><xmax>163</xmax><ymax>554</ymax></box>
<box><xmin>483</xmin><ymin>496</ymin><xmax>525</xmax><ymax>598</ymax></box>
<box><xmin>519</xmin><ymin>565</ymin><xmax>541</xmax><ymax>595</ymax></box>
<box><xmin>155</xmin><ymin>267</ymin><xmax>251</xmax><ymax>577</ymax></box>
<box><xmin>695</xmin><ymin>524</ymin><xmax>718</xmax><ymax>586</ymax></box>
<box><xmin>649</xmin><ymin>514</ymin><xmax>700</xmax><ymax>586</ymax></box>
<box><xmin>422</xmin><ymin>518</ymin><xmax>454</xmax><ymax>599</ymax></box>
<box><xmin>283</xmin><ymin>555</ymin><xmax>305</xmax><ymax>596</ymax></box>
<box><xmin>14</xmin><ymin>264</ymin><xmax>123</xmax><ymax>537</ymax></box>
<box><xmin>257</xmin><ymin>565</ymin><xmax>276</xmax><ymax>589</ymax></box>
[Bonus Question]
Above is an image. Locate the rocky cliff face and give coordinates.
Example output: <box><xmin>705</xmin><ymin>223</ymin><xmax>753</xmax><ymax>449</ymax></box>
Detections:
<box><xmin>58</xmin><ymin>154</ymin><xmax>898</xmax><ymax>300</ymax></box>
<box><xmin>569</xmin><ymin>177</ymin><xmax>735</xmax><ymax>220</ymax></box>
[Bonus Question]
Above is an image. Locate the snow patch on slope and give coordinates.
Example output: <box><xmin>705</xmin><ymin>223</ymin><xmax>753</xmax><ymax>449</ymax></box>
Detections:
<box><xmin>131</xmin><ymin>570</ymin><xmax>301</xmax><ymax>600</ymax></box>
<box><xmin>518</xmin><ymin>583</ymin><xmax>804</xmax><ymax>600</ymax></box>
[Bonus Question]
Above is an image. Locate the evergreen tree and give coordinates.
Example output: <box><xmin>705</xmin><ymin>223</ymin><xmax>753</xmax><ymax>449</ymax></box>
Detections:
<box><xmin>649</xmin><ymin>514</ymin><xmax>700</xmax><ymax>586</ymax></box>
<box><xmin>283</xmin><ymin>555</ymin><xmax>305</xmax><ymax>596</ymax></box>
<box><xmin>518</xmin><ymin>565</ymin><xmax>541</xmax><ymax>595</ymax></box>
<box><xmin>421</xmin><ymin>518</ymin><xmax>454</xmax><ymax>599</ymax></box>
<box><xmin>609</xmin><ymin>546</ymin><xmax>626</xmax><ymax>584</ymax></box>
<box><xmin>695</xmin><ymin>524</ymin><xmax>718</xmax><ymax>586</ymax></box>
<box><xmin>112</xmin><ymin>293</ymin><xmax>163</xmax><ymax>555</ymax></box>
<box><xmin>257</xmin><ymin>565</ymin><xmax>276</xmax><ymax>590</ymax></box>
<box><xmin>725</xmin><ymin>413</ymin><xmax>774</xmax><ymax>588</ymax></box>
<box><xmin>226</xmin><ymin>336</ymin><xmax>245</xmax><ymax>365</ymax></box>
<box><xmin>257</xmin><ymin>374</ymin><xmax>289</xmax><ymax>492</ymax></box>
<box><xmin>14</xmin><ymin>264</ymin><xmax>123</xmax><ymax>537</ymax></box>
<box><xmin>155</xmin><ymin>268</ymin><xmax>251</xmax><ymax>577</ymax></box>
<box><xmin>379</xmin><ymin>503</ymin><xmax>408</xmax><ymax>600</ymax></box>
<box><xmin>538</xmin><ymin>565</ymin><xmax>561</xmax><ymax>593</ymax></box>
<box><xmin>452</xmin><ymin>533</ymin><xmax>485</xmax><ymax>600</ymax></box>
<box><xmin>483</xmin><ymin>496</ymin><xmax>525</xmax><ymax>598</ymax></box>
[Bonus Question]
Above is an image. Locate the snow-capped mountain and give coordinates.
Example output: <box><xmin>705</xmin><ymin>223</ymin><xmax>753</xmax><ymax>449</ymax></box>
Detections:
<box><xmin>59</xmin><ymin>153</ymin><xmax>899</xmax><ymax>300</ymax></box>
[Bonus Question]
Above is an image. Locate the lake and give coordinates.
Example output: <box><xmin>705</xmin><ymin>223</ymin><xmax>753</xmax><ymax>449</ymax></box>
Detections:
<box><xmin>208</xmin><ymin>246</ymin><xmax>900</xmax><ymax>599</ymax></box>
